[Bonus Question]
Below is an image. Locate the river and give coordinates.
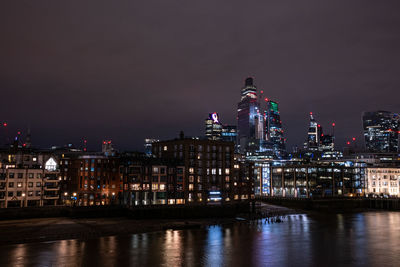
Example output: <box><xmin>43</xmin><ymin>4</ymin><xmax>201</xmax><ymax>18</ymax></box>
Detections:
<box><xmin>1</xmin><ymin>212</ymin><xmax>400</xmax><ymax>266</ymax></box>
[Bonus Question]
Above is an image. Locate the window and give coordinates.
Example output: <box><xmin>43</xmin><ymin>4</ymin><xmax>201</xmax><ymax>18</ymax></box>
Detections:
<box><xmin>17</xmin><ymin>191</ymin><xmax>22</xmax><ymax>197</ymax></box>
<box><xmin>28</xmin><ymin>182</ymin><xmax>33</xmax><ymax>188</ymax></box>
<box><xmin>8</xmin><ymin>192</ymin><xmax>13</xmax><ymax>197</ymax></box>
<box><xmin>28</xmin><ymin>173</ymin><xmax>34</xmax><ymax>178</ymax></box>
<box><xmin>8</xmin><ymin>182</ymin><xmax>14</xmax><ymax>188</ymax></box>
<box><xmin>28</xmin><ymin>191</ymin><xmax>33</xmax><ymax>196</ymax></box>
<box><xmin>8</xmin><ymin>173</ymin><xmax>14</xmax><ymax>178</ymax></box>
<box><xmin>189</xmin><ymin>184</ymin><xmax>194</xmax><ymax>191</ymax></box>
<box><xmin>37</xmin><ymin>173</ymin><xmax>42</xmax><ymax>179</ymax></box>
<box><xmin>189</xmin><ymin>176</ymin><xmax>194</xmax><ymax>183</ymax></box>
<box><xmin>189</xmin><ymin>168</ymin><xmax>194</xmax><ymax>174</ymax></box>
<box><xmin>36</xmin><ymin>191</ymin><xmax>41</xmax><ymax>196</ymax></box>
<box><xmin>36</xmin><ymin>182</ymin><xmax>41</xmax><ymax>187</ymax></box>
<box><xmin>18</xmin><ymin>173</ymin><xmax>23</xmax><ymax>178</ymax></box>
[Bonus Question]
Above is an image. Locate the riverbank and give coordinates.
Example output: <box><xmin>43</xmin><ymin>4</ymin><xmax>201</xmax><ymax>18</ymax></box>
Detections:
<box><xmin>0</xmin><ymin>203</ymin><xmax>299</xmax><ymax>245</ymax></box>
<box><xmin>258</xmin><ymin>197</ymin><xmax>400</xmax><ymax>212</ymax></box>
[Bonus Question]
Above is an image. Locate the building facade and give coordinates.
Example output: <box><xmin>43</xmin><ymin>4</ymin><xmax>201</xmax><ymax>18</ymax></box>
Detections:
<box><xmin>254</xmin><ymin>161</ymin><xmax>366</xmax><ymax>198</ymax></box>
<box><xmin>152</xmin><ymin>138</ymin><xmax>254</xmax><ymax>204</ymax></box>
<box><xmin>0</xmin><ymin>158</ymin><xmax>60</xmax><ymax>208</ymax></box>
<box><xmin>59</xmin><ymin>154</ymin><xmax>120</xmax><ymax>206</ymax></box>
<box><xmin>263</xmin><ymin>99</ymin><xmax>286</xmax><ymax>158</ymax></box>
<box><xmin>237</xmin><ymin>77</ymin><xmax>264</xmax><ymax>155</ymax></box>
<box><xmin>205</xmin><ymin>112</ymin><xmax>223</xmax><ymax>141</ymax></box>
<box><xmin>362</xmin><ymin>111</ymin><xmax>400</xmax><ymax>153</ymax></box>
<box><xmin>366</xmin><ymin>167</ymin><xmax>400</xmax><ymax>197</ymax></box>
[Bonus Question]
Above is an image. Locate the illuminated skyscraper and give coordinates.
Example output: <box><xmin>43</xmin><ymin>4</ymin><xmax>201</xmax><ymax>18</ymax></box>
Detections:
<box><xmin>205</xmin><ymin>112</ymin><xmax>223</xmax><ymax>141</ymax></box>
<box><xmin>362</xmin><ymin>111</ymin><xmax>400</xmax><ymax>153</ymax></box>
<box><xmin>237</xmin><ymin>77</ymin><xmax>263</xmax><ymax>154</ymax></box>
<box><xmin>264</xmin><ymin>99</ymin><xmax>286</xmax><ymax>157</ymax></box>
<box><xmin>305</xmin><ymin>112</ymin><xmax>322</xmax><ymax>151</ymax></box>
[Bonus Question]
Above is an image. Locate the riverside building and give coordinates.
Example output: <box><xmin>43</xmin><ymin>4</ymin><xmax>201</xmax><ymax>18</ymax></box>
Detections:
<box><xmin>0</xmin><ymin>157</ymin><xmax>60</xmax><ymax>208</ymax></box>
<box><xmin>366</xmin><ymin>167</ymin><xmax>400</xmax><ymax>197</ymax></box>
<box><xmin>59</xmin><ymin>153</ymin><xmax>120</xmax><ymax>206</ymax></box>
<box><xmin>152</xmin><ymin>136</ymin><xmax>254</xmax><ymax>204</ymax></box>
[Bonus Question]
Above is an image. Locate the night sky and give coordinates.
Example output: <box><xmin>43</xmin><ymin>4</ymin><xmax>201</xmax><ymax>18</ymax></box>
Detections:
<box><xmin>1</xmin><ymin>0</ymin><xmax>400</xmax><ymax>152</ymax></box>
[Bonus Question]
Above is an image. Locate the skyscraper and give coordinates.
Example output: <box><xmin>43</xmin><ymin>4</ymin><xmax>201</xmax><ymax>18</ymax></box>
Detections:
<box><xmin>263</xmin><ymin>99</ymin><xmax>286</xmax><ymax>157</ymax></box>
<box><xmin>304</xmin><ymin>112</ymin><xmax>322</xmax><ymax>151</ymax></box>
<box><xmin>205</xmin><ymin>112</ymin><xmax>223</xmax><ymax>141</ymax></box>
<box><xmin>362</xmin><ymin>111</ymin><xmax>400</xmax><ymax>153</ymax></box>
<box><xmin>304</xmin><ymin>112</ymin><xmax>335</xmax><ymax>153</ymax></box>
<box><xmin>237</xmin><ymin>77</ymin><xmax>263</xmax><ymax>154</ymax></box>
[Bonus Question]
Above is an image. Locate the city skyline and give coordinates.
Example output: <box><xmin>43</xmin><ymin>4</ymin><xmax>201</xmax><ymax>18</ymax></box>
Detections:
<box><xmin>1</xmin><ymin>1</ymin><xmax>400</xmax><ymax>151</ymax></box>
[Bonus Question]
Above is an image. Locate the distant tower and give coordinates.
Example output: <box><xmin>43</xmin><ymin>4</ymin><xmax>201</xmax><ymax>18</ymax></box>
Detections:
<box><xmin>237</xmin><ymin>77</ymin><xmax>263</xmax><ymax>154</ymax></box>
<box><xmin>205</xmin><ymin>112</ymin><xmax>222</xmax><ymax>140</ymax></box>
<box><xmin>264</xmin><ymin>99</ymin><xmax>286</xmax><ymax>157</ymax></box>
<box><xmin>305</xmin><ymin>112</ymin><xmax>321</xmax><ymax>151</ymax></box>
<box><xmin>102</xmin><ymin>140</ymin><xmax>116</xmax><ymax>156</ymax></box>
<box><xmin>25</xmin><ymin>128</ymin><xmax>32</xmax><ymax>148</ymax></box>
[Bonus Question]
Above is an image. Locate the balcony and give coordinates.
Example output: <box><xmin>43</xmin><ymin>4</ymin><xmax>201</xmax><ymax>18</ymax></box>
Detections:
<box><xmin>43</xmin><ymin>194</ymin><xmax>59</xmax><ymax>199</ymax></box>
<box><xmin>44</xmin><ymin>185</ymin><xmax>59</xmax><ymax>191</ymax></box>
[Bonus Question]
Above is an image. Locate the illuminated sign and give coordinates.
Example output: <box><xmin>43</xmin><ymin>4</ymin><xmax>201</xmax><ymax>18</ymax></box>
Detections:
<box><xmin>210</xmin><ymin>112</ymin><xmax>219</xmax><ymax>124</ymax></box>
<box><xmin>45</xmin><ymin>157</ymin><xmax>57</xmax><ymax>171</ymax></box>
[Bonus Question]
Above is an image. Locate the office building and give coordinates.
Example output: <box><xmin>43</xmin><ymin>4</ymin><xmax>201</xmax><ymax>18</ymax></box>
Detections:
<box><xmin>263</xmin><ymin>99</ymin><xmax>286</xmax><ymax>158</ymax></box>
<box><xmin>237</xmin><ymin>77</ymin><xmax>264</xmax><ymax>154</ymax></box>
<box><xmin>205</xmin><ymin>112</ymin><xmax>223</xmax><ymax>141</ymax></box>
<box><xmin>362</xmin><ymin>111</ymin><xmax>400</xmax><ymax>153</ymax></box>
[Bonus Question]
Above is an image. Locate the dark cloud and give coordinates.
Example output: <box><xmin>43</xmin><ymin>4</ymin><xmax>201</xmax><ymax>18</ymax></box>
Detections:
<box><xmin>0</xmin><ymin>0</ymin><xmax>399</xmax><ymax>151</ymax></box>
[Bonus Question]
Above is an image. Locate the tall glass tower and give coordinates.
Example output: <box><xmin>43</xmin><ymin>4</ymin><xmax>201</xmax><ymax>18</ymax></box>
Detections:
<box><xmin>264</xmin><ymin>100</ymin><xmax>286</xmax><ymax>157</ymax></box>
<box><xmin>237</xmin><ymin>77</ymin><xmax>263</xmax><ymax>154</ymax></box>
<box><xmin>362</xmin><ymin>111</ymin><xmax>400</xmax><ymax>153</ymax></box>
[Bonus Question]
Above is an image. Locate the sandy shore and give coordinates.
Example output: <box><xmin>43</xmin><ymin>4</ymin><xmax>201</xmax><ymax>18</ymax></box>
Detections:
<box><xmin>0</xmin><ymin>203</ymin><xmax>299</xmax><ymax>245</ymax></box>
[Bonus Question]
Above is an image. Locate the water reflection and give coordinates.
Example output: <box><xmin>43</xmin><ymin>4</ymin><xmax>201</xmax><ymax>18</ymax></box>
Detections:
<box><xmin>1</xmin><ymin>212</ymin><xmax>400</xmax><ymax>266</ymax></box>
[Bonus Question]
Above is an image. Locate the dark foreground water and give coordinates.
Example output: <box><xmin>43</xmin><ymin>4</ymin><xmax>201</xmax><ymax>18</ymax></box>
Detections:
<box><xmin>1</xmin><ymin>212</ymin><xmax>400</xmax><ymax>267</ymax></box>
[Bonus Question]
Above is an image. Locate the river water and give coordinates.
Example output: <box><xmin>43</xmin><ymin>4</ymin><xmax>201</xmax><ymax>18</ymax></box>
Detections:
<box><xmin>1</xmin><ymin>212</ymin><xmax>400</xmax><ymax>267</ymax></box>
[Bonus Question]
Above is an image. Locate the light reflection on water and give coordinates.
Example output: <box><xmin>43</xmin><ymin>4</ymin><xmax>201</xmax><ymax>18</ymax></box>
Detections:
<box><xmin>2</xmin><ymin>212</ymin><xmax>400</xmax><ymax>267</ymax></box>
